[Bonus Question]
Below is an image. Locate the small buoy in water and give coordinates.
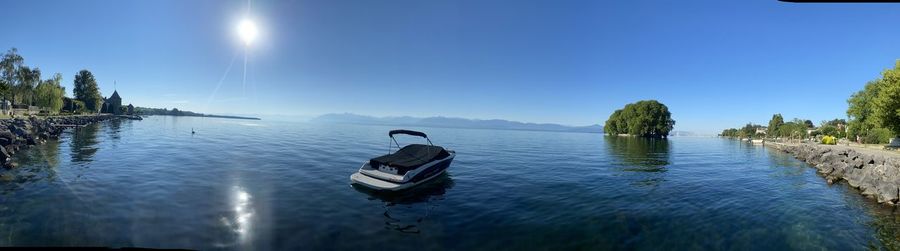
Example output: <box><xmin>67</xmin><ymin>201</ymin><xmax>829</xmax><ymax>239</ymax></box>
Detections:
<box><xmin>192</xmin><ymin>128</ymin><xmax>196</xmax><ymax>134</ymax></box>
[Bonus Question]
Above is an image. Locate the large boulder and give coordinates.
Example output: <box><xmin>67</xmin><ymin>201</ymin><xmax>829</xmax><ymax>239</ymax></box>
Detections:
<box><xmin>876</xmin><ymin>183</ymin><xmax>899</xmax><ymax>204</ymax></box>
<box><xmin>874</xmin><ymin>155</ymin><xmax>887</xmax><ymax>166</ymax></box>
<box><xmin>826</xmin><ymin>162</ymin><xmax>849</xmax><ymax>183</ymax></box>
<box><xmin>858</xmin><ymin>167</ymin><xmax>882</xmax><ymax>196</ymax></box>
<box><xmin>845</xmin><ymin>168</ymin><xmax>863</xmax><ymax>188</ymax></box>
<box><xmin>817</xmin><ymin>162</ymin><xmax>835</xmax><ymax>175</ymax></box>
<box><xmin>0</xmin><ymin>145</ymin><xmax>9</xmax><ymax>164</ymax></box>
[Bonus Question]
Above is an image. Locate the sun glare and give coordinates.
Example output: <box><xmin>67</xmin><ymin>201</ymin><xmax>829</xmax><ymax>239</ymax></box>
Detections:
<box><xmin>237</xmin><ymin>18</ymin><xmax>258</xmax><ymax>46</ymax></box>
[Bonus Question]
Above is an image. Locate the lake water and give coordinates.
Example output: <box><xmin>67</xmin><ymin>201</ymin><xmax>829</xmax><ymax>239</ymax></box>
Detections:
<box><xmin>0</xmin><ymin>116</ymin><xmax>899</xmax><ymax>250</ymax></box>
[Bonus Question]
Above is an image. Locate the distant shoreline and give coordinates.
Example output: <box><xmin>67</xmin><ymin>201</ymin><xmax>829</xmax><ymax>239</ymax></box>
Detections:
<box><xmin>317</xmin><ymin>121</ymin><xmax>602</xmax><ymax>134</ymax></box>
<box><xmin>133</xmin><ymin>107</ymin><xmax>260</xmax><ymax>120</ymax></box>
<box><xmin>145</xmin><ymin>114</ymin><xmax>261</xmax><ymax>120</ymax></box>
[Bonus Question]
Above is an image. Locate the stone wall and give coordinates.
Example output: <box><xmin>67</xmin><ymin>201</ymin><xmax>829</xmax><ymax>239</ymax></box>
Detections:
<box><xmin>775</xmin><ymin>143</ymin><xmax>900</xmax><ymax>205</ymax></box>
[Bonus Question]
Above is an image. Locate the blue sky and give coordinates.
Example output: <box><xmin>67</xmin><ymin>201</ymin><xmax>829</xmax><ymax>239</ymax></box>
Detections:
<box><xmin>3</xmin><ymin>0</ymin><xmax>900</xmax><ymax>134</ymax></box>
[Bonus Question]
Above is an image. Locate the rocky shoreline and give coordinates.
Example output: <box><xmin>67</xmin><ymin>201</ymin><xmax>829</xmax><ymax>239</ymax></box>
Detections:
<box><xmin>774</xmin><ymin>143</ymin><xmax>900</xmax><ymax>205</ymax></box>
<box><xmin>0</xmin><ymin>114</ymin><xmax>115</xmax><ymax>168</ymax></box>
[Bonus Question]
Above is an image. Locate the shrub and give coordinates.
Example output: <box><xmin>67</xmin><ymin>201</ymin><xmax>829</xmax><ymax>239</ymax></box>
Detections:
<box><xmin>862</xmin><ymin>128</ymin><xmax>893</xmax><ymax>144</ymax></box>
<box><xmin>822</xmin><ymin>135</ymin><xmax>837</xmax><ymax>145</ymax></box>
<box><xmin>72</xmin><ymin>100</ymin><xmax>87</xmax><ymax>114</ymax></box>
<box><xmin>818</xmin><ymin>125</ymin><xmax>842</xmax><ymax>138</ymax></box>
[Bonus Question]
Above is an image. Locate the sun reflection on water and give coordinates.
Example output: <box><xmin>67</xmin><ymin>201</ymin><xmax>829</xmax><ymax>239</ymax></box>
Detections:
<box><xmin>221</xmin><ymin>186</ymin><xmax>254</xmax><ymax>245</ymax></box>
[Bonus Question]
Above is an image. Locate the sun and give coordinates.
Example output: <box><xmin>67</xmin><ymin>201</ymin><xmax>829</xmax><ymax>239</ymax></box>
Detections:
<box><xmin>237</xmin><ymin>18</ymin><xmax>258</xmax><ymax>46</ymax></box>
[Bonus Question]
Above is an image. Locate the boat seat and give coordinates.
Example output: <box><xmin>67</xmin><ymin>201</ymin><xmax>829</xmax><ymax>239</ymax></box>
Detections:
<box><xmin>369</xmin><ymin>144</ymin><xmax>450</xmax><ymax>174</ymax></box>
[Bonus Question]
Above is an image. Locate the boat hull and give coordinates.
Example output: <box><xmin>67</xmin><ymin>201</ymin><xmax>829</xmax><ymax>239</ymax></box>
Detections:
<box><xmin>351</xmin><ymin>153</ymin><xmax>454</xmax><ymax>191</ymax></box>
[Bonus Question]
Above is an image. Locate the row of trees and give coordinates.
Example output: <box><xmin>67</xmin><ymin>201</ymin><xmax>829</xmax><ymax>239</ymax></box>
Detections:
<box><xmin>846</xmin><ymin>61</ymin><xmax>900</xmax><ymax>144</ymax></box>
<box><xmin>720</xmin><ymin>115</ymin><xmax>818</xmax><ymax>139</ymax></box>
<box><xmin>722</xmin><ymin>116</ymin><xmax>855</xmax><ymax>141</ymax></box>
<box><xmin>719</xmin><ymin>61</ymin><xmax>900</xmax><ymax>144</ymax></box>
<box><xmin>719</xmin><ymin>123</ymin><xmax>765</xmax><ymax>138</ymax></box>
<box><xmin>133</xmin><ymin>107</ymin><xmax>200</xmax><ymax>116</ymax></box>
<box><xmin>0</xmin><ymin>48</ymin><xmax>103</xmax><ymax>114</ymax></box>
<box><xmin>814</xmin><ymin>119</ymin><xmax>847</xmax><ymax>138</ymax></box>
<box><xmin>604</xmin><ymin>100</ymin><xmax>675</xmax><ymax>138</ymax></box>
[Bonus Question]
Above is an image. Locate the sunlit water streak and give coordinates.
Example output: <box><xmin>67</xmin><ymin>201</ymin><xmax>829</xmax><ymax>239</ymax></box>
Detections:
<box><xmin>0</xmin><ymin>117</ymin><xmax>897</xmax><ymax>250</ymax></box>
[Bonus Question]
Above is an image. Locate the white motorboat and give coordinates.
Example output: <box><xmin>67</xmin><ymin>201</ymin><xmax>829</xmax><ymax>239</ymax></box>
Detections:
<box><xmin>350</xmin><ymin>129</ymin><xmax>455</xmax><ymax>191</ymax></box>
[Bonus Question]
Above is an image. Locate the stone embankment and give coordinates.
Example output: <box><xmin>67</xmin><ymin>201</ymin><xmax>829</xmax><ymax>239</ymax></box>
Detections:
<box><xmin>0</xmin><ymin>114</ymin><xmax>115</xmax><ymax>168</ymax></box>
<box><xmin>774</xmin><ymin>143</ymin><xmax>900</xmax><ymax>205</ymax></box>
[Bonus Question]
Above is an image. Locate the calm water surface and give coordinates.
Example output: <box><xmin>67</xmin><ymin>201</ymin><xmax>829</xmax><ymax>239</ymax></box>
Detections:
<box><xmin>0</xmin><ymin>116</ymin><xmax>899</xmax><ymax>250</ymax></box>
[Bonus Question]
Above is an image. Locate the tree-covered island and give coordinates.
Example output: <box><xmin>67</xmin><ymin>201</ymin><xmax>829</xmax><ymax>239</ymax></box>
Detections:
<box><xmin>604</xmin><ymin>100</ymin><xmax>675</xmax><ymax>138</ymax></box>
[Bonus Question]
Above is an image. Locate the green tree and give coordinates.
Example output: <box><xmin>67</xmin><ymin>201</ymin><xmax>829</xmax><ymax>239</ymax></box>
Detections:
<box><xmin>15</xmin><ymin>66</ymin><xmax>40</xmax><ymax>105</ymax></box>
<box><xmin>738</xmin><ymin>123</ymin><xmax>765</xmax><ymax>139</ymax></box>
<box><xmin>821</xmin><ymin>119</ymin><xmax>847</xmax><ymax>127</ymax></box>
<box><xmin>73</xmin><ymin>70</ymin><xmax>102</xmax><ymax>112</ymax></box>
<box><xmin>767</xmin><ymin>113</ymin><xmax>784</xmax><ymax>136</ymax></box>
<box><xmin>847</xmin><ymin>80</ymin><xmax>885</xmax><ymax>139</ymax></box>
<box><xmin>873</xmin><ymin>61</ymin><xmax>900</xmax><ymax>137</ymax></box>
<box><xmin>0</xmin><ymin>48</ymin><xmax>24</xmax><ymax>100</ymax></box>
<box><xmin>35</xmin><ymin>73</ymin><xmax>65</xmax><ymax>113</ymax></box>
<box><xmin>603</xmin><ymin>100</ymin><xmax>675</xmax><ymax>138</ymax></box>
<box><xmin>720</xmin><ymin>128</ymin><xmax>739</xmax><ymax>137</ymax></box>
<box><xmin>818</xmin><ymin>125</ymin><xmax>840</xmax><ymax>137</ymax></box>
<box><xmin>605</xmin><ymin>110</ymin><xmax>621</xmax><ymax>135</ymax></box>
<box><xmin>778</xmin><ymin>122</ymin><xmax>808</xmax><ymax>139</ymax></box>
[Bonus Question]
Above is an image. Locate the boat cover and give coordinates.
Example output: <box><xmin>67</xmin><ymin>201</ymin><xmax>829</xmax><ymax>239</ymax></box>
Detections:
<box><xmin>369</xmin><ymin>144</ymin><xmax>450</xmax><ymax>174</ymax></box>
<box><xmin>389</xmin><ymin>129</ymin><xmax>427</xmax><ymax>138</ymax></box>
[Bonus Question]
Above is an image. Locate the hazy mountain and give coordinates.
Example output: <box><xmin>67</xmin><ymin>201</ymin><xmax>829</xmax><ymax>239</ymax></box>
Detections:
<box><xmin>311</xmin><ymin>113</ymin><xmax>603</xmax><ymax>133</ymax></box>
<box><xmin>668</xmin><ymin>131</ymin><xmax>697</xmax><ymax>137</ymax></box>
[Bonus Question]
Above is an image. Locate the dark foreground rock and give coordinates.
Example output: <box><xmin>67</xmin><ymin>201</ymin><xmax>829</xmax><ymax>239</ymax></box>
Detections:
<box><xmin>0</xmin><ymin>114</ymin><xmax>115</xmax><ymax>168</ymax></box>
<box><xmin>775</xmin><ymin>143</ymin><xmax>900</xmax><ymax>205</ymax></box>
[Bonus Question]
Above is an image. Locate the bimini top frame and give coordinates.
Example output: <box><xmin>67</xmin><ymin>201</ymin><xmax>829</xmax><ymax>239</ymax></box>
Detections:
<box><xmin>387</xmin><ymin>129</ymin><xmax>433</xmax><ymax>153</ymax></box>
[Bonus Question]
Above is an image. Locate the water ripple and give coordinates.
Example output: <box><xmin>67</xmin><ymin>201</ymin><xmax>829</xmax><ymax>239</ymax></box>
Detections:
<box><xmin>0</xmin><ymin>121</ymin><xmax>895</xmax><ymax>249</ymax></box>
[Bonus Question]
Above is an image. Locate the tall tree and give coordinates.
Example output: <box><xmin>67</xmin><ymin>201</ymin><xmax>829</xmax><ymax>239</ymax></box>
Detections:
<box><xmin>741</xmin><ymin>123</ymin><xmax>762</xmax><ymax>138</ymax></box>
<box><xmin>873</xmin><ymin>61</ymin><xmax>900</xmax><ymax>137</ymax></box>
<box><xmin>15</xmin><ymin>66</ymin><xmax>40</xmax><ymax>105</ymax></box>
<box><xmin>35</xmin><ymin>73</ymin><xmax>65</xmax><ymax>112</ymax></box>
<box><xmin>73</xmin><ymin>70</ymin><xmax>102</xmax><ymax>112</ymax></box>
<box><xmin>0</xmin><ymin>48</ymin><xmax>24</xmax><ymax>101</ymax></box>
<box><xmin>778</xmin><ymin>122</ymin><xmax>808</xmax><ymax>138</ymax></box>
<box><xmin>767</xmin><ymin>113</ymin><xmax>784</xmax><ymax>136</ymax></box>
<box><xmin>847</xmin><ymin>79</ymin><xmax>884</xmax><ymax>138</ymax></box>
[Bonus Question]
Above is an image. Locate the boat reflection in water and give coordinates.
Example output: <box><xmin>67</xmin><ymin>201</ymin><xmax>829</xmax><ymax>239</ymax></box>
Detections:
<box><xmin>352</xmin><ymin>173</ymin><xmax>454</xmax><ymax>234</ymax></box>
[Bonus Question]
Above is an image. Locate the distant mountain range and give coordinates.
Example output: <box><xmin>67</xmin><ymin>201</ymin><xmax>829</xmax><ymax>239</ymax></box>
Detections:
<box><xmin>668</xmin><ymin>131</ymin><xmax>697</xmax><ymax>137</ymax></box>
<box><xmin>311</xmin><ymin>113</ymin><xmax>604</xmax><ymax>133</ymax></box>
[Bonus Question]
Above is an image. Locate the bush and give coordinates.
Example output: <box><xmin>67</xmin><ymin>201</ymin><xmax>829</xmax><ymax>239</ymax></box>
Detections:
<box><xmin>818</xmin><ymin>125</ymin><xmax>844</xmax><ymax>138</ymax></box>
<box><xmin>72</xmin><ymin>100</ymin><xmax>86</xmax><ymax>114</ymax></box>
<box><xmin>822</xmin><ymin>135</ymin><xmax>837</xmax><ymax>145</ymax></box>
<box><xmin>863</xmin><ymin>128</ymin><xmax>894</xmax><ymax>144</ymax></box>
